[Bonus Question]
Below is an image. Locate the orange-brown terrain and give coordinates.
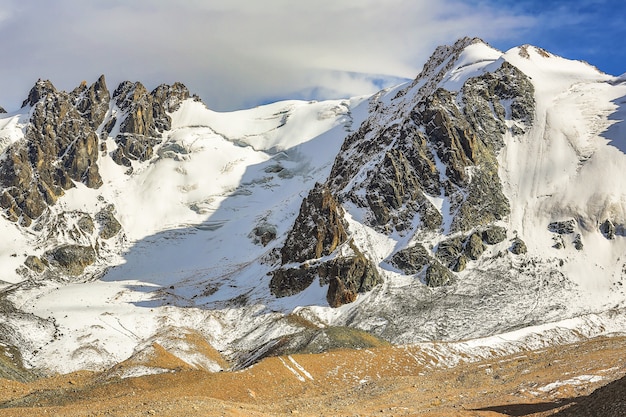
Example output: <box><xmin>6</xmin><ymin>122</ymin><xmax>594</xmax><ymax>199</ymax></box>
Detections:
<box><xmin>0</xmin><ymin>334</ymin><xmax>624</xmax><ymax>416</ymax></box>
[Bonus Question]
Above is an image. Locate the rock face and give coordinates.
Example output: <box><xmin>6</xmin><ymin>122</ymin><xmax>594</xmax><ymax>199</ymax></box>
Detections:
<box><xmin>96</xmin><ymin>205</ymin><xmax>122</xmax><ymax>240</ymax></box>
<box><xmin>274</xmin><ymin>38</ymin><xmax>534</xmax><ymax>306</ymax></box>
<box><xmin>111</xmin><ymin>81</ymin><xmax>190</xmax><ymax>169</ymax></box>
<box><xmin>45</xmin><ymin>244</ymin><xmax>96</xmax><ymax>276</ymax></box>
<box><xmin>482</xmin><ymin>226</ymin><xmax>507</xmax><ymax>245</ymax></box>
<box><xmin>510</xmin><ymin>238</ymin><xmax>527</xmax><ymax>255</ymax></box>
<box><xmin>279</xmin><ymin>183</ymin><xmax>348</xmax><ymax>264</ymax></box>
<box><xmin>0</xmin><ymin>76</ymin><xmax>191</xmax><ymax>282</ymax></box>
<box><xmin>271</xmin><ymin>184</ymin><xmax>381</xmax><ymax>305</ymax></box>
<box><xmin>0</xmin><ymin>77</ymin><xmax>109</xmax><ymax>225</ymax></box>
<box><xmin>548</xmin><ymin>220</ymin><xmax>575</xmax><ymax>234</ymax></box>
<box><xmin>326</xmin><ymin>39</ymin><xmax>532</xmax><ymax>236</ymax></box>
<box><xmin>390</xmin><ymin>243</ymin><xmax>455</xmax><ymax>287</ymax></box>
<box><xmin>600</xmin><ymin>219</ymin><xmax>616</xmax><ymax>240</ymax></box>
<box><xmin>0</xmin><ymin>78</ymin><xmax>191</xmax><ymax>218</ymax></box>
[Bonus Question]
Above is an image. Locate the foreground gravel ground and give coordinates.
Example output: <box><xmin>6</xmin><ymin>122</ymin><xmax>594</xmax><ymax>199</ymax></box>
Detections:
<box><xmin>0</xmin><ymin>335</ymin><xmax>625</xmax><ymax>416</ymax></box>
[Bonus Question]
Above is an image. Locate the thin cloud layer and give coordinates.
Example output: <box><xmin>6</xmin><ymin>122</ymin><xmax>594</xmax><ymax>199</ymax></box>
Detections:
<box><xmin>0</xmin><ymin>0</ymin><xmax>536</xmax><ymax>111</ymax></box>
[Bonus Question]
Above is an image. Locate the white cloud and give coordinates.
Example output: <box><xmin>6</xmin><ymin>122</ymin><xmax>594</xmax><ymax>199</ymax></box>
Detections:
<box><xmin>0</xmin><ymin>0</ymin><xmax>536</xmax><ymax>111</ymax></box>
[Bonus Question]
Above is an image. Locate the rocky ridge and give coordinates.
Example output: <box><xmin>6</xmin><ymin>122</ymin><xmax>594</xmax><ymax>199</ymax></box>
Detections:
<box><xmin>0</xmin><ymin>76</ymin><xmax>193</xmax><ymax>278</ymax></box>
<box><xmin>271</xmin><ymin>37</ymin><xmax>536</xmax><ymax>306</ymax></box>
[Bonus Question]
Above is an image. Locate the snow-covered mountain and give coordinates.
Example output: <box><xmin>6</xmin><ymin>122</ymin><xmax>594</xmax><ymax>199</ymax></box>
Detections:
<box><xmin>1</xmin><ymin>37</ymin><xmax>626</xmax><ymax>376</ymax></box>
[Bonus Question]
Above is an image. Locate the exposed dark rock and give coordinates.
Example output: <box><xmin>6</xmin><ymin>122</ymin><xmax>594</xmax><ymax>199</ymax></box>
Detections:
<box><xmin>436</xmin><ymin>236</ymin><xmax>464</xmax><ymax>268</ymax></box>
<box><xmin>21</xmin><ymin>79</ymin><xmax>57</xmax><ymax>108</ymax></box>
<box><xmin>418</xmin><ymin>88</ymin><xmax>479</xmax><ymax>185</ymax></box>
<box><xmin>425</xmin><ymin>262</ymin><xmax>455</xmax><ymax>287</ymax></box>
<box><xmin>326</xmin><ymin>277</ymin><xmax>357</xmax><ymax>308</ymax></box>
<box><xmin>0</xmin><ymin>106</ymin><xmax>6</xmax><ymax>113</ymax></box>
<box><xmin>271</xmin><ymin>242</ymin><xmax>382</xmax><ymax>308</ymax></box>
<box><xmin>96</xmin><ymin>205</ymin><xmax>122</xmax><ymax>240</ymax></box>
<box><xmin>318</xmin><ymin>246</ymin><xmax>381</xmax><ymax>306</ymax></box>
<box><xmin>548</xmin><ymin>219</ymin><xmax>576</xmax><ymax>234</ymax></box>
<box><xmin>325</xmin><ymin>46</ymin><xmax>529</xmax><ymax>238</ymax></box>
<box><xmin>482</xmin><ymin>225</ymin><xmax>507</xmax><ymax>244</ymax></box>
<box><xmin>272</xmin><ymin>38</ymin><xmax>538</xmax><ymax>306</ymax></box>
<box><xmin>150</xmin><ymin>82</ymin><xmax>190</xmax><ymax>131</ymax></box>
<box><xmin>452</xmin><ymin>255</ymin><xmax>467</xmax><ymax>272</ymax></box>
<box><xmin>280</xmin><ymin>183</ymin><xmax>348</xmax><ymax>265</ymax></box>
<box><xmin>111</xmin><ymin>81</ymin><xmax>190</xmax><ymax>168</ymax></box>
<box><xmin>362</xmin><ymin>145</ymin><xmax>443</xmax><ymax>232</ymax></box>
<box><xmin>464</xmin><ymin>232</ymin><xmax>485</xmax><ymax>260</ymax></box>
<box><xmin>552</xmin><ymin>235</ymin><xmax>565</xmax><ymax>249</ymax></box>
<box><xmin>251</xmin><ymin>223</ymin><xmax>277</xmax><ymax>246</ymax></box>
<box><xmin>272</xmin><ymin>189</ymin><xmax>381</xmax><ymax>307</ymax></box>
<box><xmin>451</xmin><ymin>165</ymin><xmax>510</xmax><ymax>232</ymax></box>
<box><xmin>24</xmin><ymin>256</ymin><xmax>46</xmax><ymax>273</ymax></box>
<box><xmin>0</xmin><ymin>78</ymin><xmax>108</xmax><ymax>225</ymax></box>
<box><xmin>77</xmin><ymin>214</ymin><xmax>95</xmax><ymax>235</ymax></box>
<box><xmin>600</xmin><ymin>219</ymin><xmax>616</xmax><ymax>240</ymax></box>
<box><xmin>510</xmin><ymin>237</ymin><xmax>527</xmax><ymax>255</ymax></box>
<box><xmin>45</xmin><ymin>244</ymin><xmax>96</xmax><ymax>276</ymax></box>
<box><xmin>390</xmin><ymin>242</ymin><xmax>455</xmax><ymax>286</ymax></box>
<box><xmin>462</xmin><ymin>61</ymin><xmax>535</xmax><ymax>143</ymax></box>
<box><xmin>71</xmin><ymin>75</ymin><xmax>110</xmax><ymax>128</ymax></box>
<box><xmin>270</xmin><ymin>266</ymin><xmax>317</xmax><ymax>298</ymax></box>
<box><xmin>573</xmin><ymin>233</ymin><xmax>584</xmax><ymax>251</ymax></box>
<box><xmin>390</xmin><ymin>243</ymin><xmax>431</xmax><ymax>274</ymax></box>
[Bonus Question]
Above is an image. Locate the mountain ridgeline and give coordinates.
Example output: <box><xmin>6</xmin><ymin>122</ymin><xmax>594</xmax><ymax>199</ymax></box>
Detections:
<box><xmin>271</xmin><ymin>37</ymin><xmax>535</xmax><ymax>305</ymax></box>
<box><xmin>0</xmin><ymin>77</ymin><xmax>195</xmax><ymax>277</ymax></box>
<box><xmin>1</xmin><ymin>36</ymin><xmax>626</xmax><ymax>376</ymax></box>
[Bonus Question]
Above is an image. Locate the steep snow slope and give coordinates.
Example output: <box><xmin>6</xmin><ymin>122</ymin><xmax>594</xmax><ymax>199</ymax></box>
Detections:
<box><xmin>1</xmin><ymin>38</ymin><xmax>626</xmax><ymax>375</ymax></box>
<box><xmin>501</xmin><ymin>46</ymin><xmax>626</xmax><ymax>298</ymax></box>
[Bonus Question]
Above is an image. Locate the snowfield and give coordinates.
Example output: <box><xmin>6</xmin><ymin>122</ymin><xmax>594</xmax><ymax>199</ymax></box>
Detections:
<box><xmin>1</xmin><ymin>39</ymin><xmax>626</xmax><ymax>375</ymax></box>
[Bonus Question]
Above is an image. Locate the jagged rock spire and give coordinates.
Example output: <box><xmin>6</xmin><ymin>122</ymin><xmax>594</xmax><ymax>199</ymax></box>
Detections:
<box><xmin>21</xmin><ymin>79</ymin><xmax>57</xmax><ymax>108</ymax></box>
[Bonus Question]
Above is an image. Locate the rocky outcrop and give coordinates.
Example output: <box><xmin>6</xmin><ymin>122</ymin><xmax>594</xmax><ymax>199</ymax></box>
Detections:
<box><xmin>425</xmin><ymin>261</ymin><xmax>455</xmax><ymax>287</ymax></box>
<box><xmin>270</xmin><ymin>266</ymin><xmax>317</xmax><ymax>298</ymax></box>
<box><xmin>273</xmin><ymin>39</ymin><xmax>535</xmax><ymax>303</ymax></box>
<box><xmin>548</xmin><ymin>220</ymin><xmax>575</xmax><ymax>234</ymax></box>
<box><xmin>482</xmin><ymin>225</ymin><xmax>507</xmax><ymax>245</ymax></box>
<box><xmin>434</xmin><ymin>225</ymin><xmax>507</xmax><ymax>272</ymax></box>
<box><xmin>45</xmin><ymin>244</ymin><xmax>96</xmax><ymax>276</ymax></box>
<box><xmin>319</xmin><ymin>245</ymin><xmax>381</xmax><ymax>307</ymax></box>
<box><xmin>280</xmin><ymin>183</ymin><xmax>348</xmax><ymax>264</ymax></box>
<box><xmin>390</xmin><ymin>243</ymin><xmax>431</xmax><ymax>274</ymax></box>
<box><xmin>600</xmin><ymin>219</ymin><xmax>616</xmax><ymax>240</ymax></box>
<box><xmin>326</xmin><ymin>42</ymin><xmax>531</xmax><ymax>237</ymax></box>
<box><xmin>24</xmin><ymin>256</ymin><xmax>46</xmax><ymax>273</ymax></box>
<box><xmin>0</xmin><ymin>106</ymin><xmax>6</xmax><ymax>114</ymax></box>
<box><xmin>510</xmin><ymin>238</ymin><xmax>527</xmax><ymax>255</ymax></box>
<box><xmin>464</xmin><ymin>232</ymin><xmax>485</xmax><ymax>260</ymax></box>
<box><xmin>0</xmin><ymin>77</ymin><xmax>109</xmax><ymax>225</ymax></box>
<box><xmin>271</xmin><ymin>184</ymin><xmax>381</xmax><ymax>306</ymax></box>
<box><xmin>390</xmin><ymin>243</ymin><xmax>455</xmax><ymax>287</ymax></box>
<box><xmin>573</xmin><ymin>234</ymin><xmax>584</xmax><ymax>250</ymax></box>
<box><xmin>250</xmin><ymin>223</ymin><xmax>277</xmax><ymax>246</ymax></box>
<box><xmin>111</xmin><ymin>81</ymin><xmax>190</xmax><ymax>168</ymax></box>
<box><xmin>96</xmin><ymin>205</ymin><xmax>122</xmax><ymax>240</ymax></box>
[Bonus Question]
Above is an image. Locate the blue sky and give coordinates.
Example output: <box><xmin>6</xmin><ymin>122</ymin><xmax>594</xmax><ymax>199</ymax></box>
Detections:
<box><xmin>0</xmin><ymin>0</ymin><xmax>623</xmax><ymax>112</ymax></box>
<box><xmin>485</xmin><ymin>0</ymin><xmax>626</xmax><ymax>76</ymax></box>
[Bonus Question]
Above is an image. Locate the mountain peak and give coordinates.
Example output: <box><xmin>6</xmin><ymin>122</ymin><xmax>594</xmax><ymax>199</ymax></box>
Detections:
<box><xmin>21</xmin><ymin>78</ymin><xmax>57</xmax><ymax>108</ymax></box>
<box><xmin>401</xmin><ymin>37</ymin><xmax>502</xmax><ymax>99</ymax></box>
